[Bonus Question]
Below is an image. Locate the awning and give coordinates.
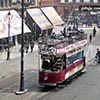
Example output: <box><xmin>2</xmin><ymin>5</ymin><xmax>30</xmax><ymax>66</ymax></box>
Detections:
<box><xmin>41</xmin><ymin>7</ymin><xmax>64</xmax><ymax>26</ymax></box>
<box><xmin>0</xmin><ymin>10</ymin><xmax>31</xmax><ymax>39</ymax></box>
<box><xmin>27</xmin><ymin>8</ymin><xmax>53</xmax><ymax>30</ymax></box>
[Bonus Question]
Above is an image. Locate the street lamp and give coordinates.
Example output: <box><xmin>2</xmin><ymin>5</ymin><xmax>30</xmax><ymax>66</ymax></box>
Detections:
<box><xmin>15</xmin><ymin>0</ymin><xmax>28</xmax><ymax>95</ymax></box>
<box><xmin>6</xmin><ymin>11</ymin><xmax>11</xmax><ymax>60</ymax></box>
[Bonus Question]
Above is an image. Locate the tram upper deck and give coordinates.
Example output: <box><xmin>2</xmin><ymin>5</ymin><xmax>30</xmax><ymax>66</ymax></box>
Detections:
<box><xmin>38</xmin><ymin>29</ymin><xmax>87</xmax><ymax>55</ymax></box>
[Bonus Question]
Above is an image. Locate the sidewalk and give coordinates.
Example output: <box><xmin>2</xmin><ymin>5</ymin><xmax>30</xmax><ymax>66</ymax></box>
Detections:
<box><xmin>0</xmin><ymin>43</ymin><xmax>38</xmax><ymax>81</ymax></box>
<box><xmin>82</xmin><ymin>26</ymin><xmax>100</xmax><ymax>63</ymax></box>
<box><xmin>0</xmin><ymin>43</ymin><xmax>38</xmax><ymax>63</ymax></box>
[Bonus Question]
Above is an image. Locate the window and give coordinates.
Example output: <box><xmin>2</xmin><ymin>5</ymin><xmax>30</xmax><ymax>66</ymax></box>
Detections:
<box><xmin>66</xmin><ymin>50</ymin><xmax>84</xmax><ymax>65</ymax></box>
<box><xmin>65</xmin><ymin>0</ymin><xmax>68</xmax><ymax>2</ymax></box>
<box><xmin>76</xmin><ymin>0</ymin><xmax>80</xmax><ymax>2</ymax></box>
<box><xmin>77</xmin><ymin>50</ymin><xmax>84</xmax><ymax>59</ymax></box>
<box><xmin>93</xmin><ymin>0</ymin><xmax>98</xmax><ymax>3</ymax></box>
<box><xmin>69</xmin><ymin>0</ymin><xmax>73</xmax><ymax>2</ymax></box>
<box><xmin>90</xmin><ymin>0</ymin><xmax>93</xmax><ymax>2</ymax></box>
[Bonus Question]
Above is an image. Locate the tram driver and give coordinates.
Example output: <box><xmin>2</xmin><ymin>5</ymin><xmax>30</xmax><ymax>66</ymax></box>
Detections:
<box><xmin>42</xmin><ymin>59</ymin><xmax>50</xmax><ymax>70</ymax></box>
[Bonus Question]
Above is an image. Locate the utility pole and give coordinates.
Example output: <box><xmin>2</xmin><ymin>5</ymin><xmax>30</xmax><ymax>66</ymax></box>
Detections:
<box><xmin>6</xmin><ymin>11</ymin><xmax>11</xmax><ymax>60</ymax></box>
<box><xmin>15</xmin><ymin>0</ymin><xmax>28</xmax><ymax>95</ymax></box>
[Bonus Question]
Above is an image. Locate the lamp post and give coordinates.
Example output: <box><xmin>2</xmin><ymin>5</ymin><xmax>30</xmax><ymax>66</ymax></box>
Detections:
<box><xmin>6</xmin><ymin>11</ymin><xmax>11</xmax><ymax>60</ymax></box>
<box><xmin>15</xmin><ymin>0</ymin><xmax>28</xmax><ymax>95</ymax></box>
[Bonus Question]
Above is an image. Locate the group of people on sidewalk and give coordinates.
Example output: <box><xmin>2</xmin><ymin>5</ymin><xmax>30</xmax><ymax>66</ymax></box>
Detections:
<box><xmin>23</xmin><ymin>35</ymin><xmax>35</xmax><ymax>53</ymax></box>
<box><xmin>25</xmin><ymin>40</ymin><xmax>35</xmax><ymax>53</ymax></box>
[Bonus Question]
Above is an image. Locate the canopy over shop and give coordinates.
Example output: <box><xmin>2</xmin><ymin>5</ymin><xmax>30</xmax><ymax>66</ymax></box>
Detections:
<box><xmin>41</xmin><ymin>7</ymin><xmax>64</xmax><ymax>26</ymax></box>
<box><xmin>0</xmin><ymin>10</ymin><xmax>31</xmax><ymax>39</ymax></box>
<box><xmin>26</xmin><ymin>7</ymin><xmax>65</xmax><ymax>39</ymax></box>
<box><xmin>0</xmin><ymin>10</ymin><xmax>31</xmax><ymax>51</ymax></box>
<box><xmin>27</xmin><ymin>8</ymin><xmax>53</xmax><ymax>31</ymax></box>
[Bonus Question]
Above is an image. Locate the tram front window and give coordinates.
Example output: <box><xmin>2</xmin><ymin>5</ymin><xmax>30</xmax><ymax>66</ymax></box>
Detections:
<box><xmin>41</xmin><ymin>59</ymin><xmax>50</xmax><ymax>70</ymax></box>
<box><xmin>41</xmin><ymin>58</ymin><xmax>62</xmax><ymax>71</ymax></box>
<box><xmin>41</xmin><ymin>58</ymin><xmax>56</xmax><ymax>71</ymax></box>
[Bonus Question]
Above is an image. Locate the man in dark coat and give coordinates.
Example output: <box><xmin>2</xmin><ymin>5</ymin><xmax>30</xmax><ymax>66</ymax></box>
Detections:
<box><xmin>89</xmin><ymin>34</ymin><xmax>92</xmax><ymax>43</ymax></box>
<box><xmin>93</xmin><ymin>27</ymin><xmax>96</xmax><ymax>37</ymax></box>
<box><xmin>95</xmin><ymin>48</ymin><xmax>100</xmax><ymax>63</ymax></box>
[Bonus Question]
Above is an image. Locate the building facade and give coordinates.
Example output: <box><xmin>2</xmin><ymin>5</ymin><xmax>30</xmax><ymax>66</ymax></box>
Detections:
<box><xmin>40</xmin><ymin>0</ymin><xmax>58</xmax><ymax>6</ymax></box>
<box><xmin>0</xmin><ymin>0</ymin><xmax>12</xmax><ymax>7</ymax></box>
<box><xmin>57</xmin><ymin>0</ymin><xmax>100</xmax><ymax>19</ymax></box>
<box><xmin>0</xmin><ymin>0</ymin><xmax>36</xmax><ymax>8</ymax></box>
<box><xmin>60</xmin><ymin>0</ymin><xmax>100</xmax><ymax>3</ymax></box>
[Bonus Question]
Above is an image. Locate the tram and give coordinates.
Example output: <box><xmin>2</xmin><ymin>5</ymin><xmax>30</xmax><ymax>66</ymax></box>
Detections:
<box><xmin>38</xmin><ymin>28</ymin><xmax>87</xmax><ymax>86</ymax></box>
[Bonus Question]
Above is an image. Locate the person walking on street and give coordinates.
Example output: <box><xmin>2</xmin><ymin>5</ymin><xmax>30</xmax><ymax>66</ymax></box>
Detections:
<box><xmin>95</xmin><ymin>48</ymin><xmax>100</xmax><ymax>63</ymax></box>
<box><xmin>24</xmin><ymin>35</ymin><xmax>29</xmax><ymax>53</ymax></box>
<box><xmin>93</xmin><ymin>27</ymin><xmax>96</xmax><ymax>37</ymax></box>
<box><xmin>30</xmin><ymin>40</ymin><xmax>34</xmax><ymax>52</ymax></box>
<box><xmin>89</xmin><ymin>34</ymin><xmax>92</xmax><ymax>43</ymax></box>
<box><xmin>25</xmin><ymin>40</ymin><xmax>29</xmax><ymax>53</ymax></box>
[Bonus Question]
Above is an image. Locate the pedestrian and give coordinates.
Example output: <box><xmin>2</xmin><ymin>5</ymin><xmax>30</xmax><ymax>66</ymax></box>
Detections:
<box><xmin>51</xmin><ymin>32</ymin><xmax>56</xmax><ymax>39</ymax></box>
<box><xmin>30</xmin><ymin>40</ymin><xmax>34</xmax><ymax>52</ymax></box>
<box><xmin>93</xmin><ymin>27</ymin><xmax>96</xmax><ymax>37</ymax></box>
<box><xmin>26</xmin><ymin>45</ymin><xmax>29</xmax><ymax>53</ymax></box>
<box><xmin>95</xmin><ymin>48</ymin><xmax>100</xmax><ymax>63</ymax></box>
<box><xmin>89</xmin><ymin>34</ymin><xmax>92</xmax><ymax>43</ymax></box>
<box><xmin>25</xmin><ymin>41</ymin><xmax>29</xmax><ymax>53</ymax></box>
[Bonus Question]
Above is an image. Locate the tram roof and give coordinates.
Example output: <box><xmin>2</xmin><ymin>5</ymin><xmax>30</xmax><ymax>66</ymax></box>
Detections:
<box><xmin>38</xmin><ymin>31</ymin><xmax>87</xmax><ymax>56</ymax></box>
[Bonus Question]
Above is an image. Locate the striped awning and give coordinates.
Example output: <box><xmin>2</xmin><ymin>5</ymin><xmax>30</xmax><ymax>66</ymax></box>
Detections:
<box><xmin>27</xmin><ymin>8</ymin><xmax>53</xmax><ymax>30</ymax></box>
<box><xmin>41</xmin><ymin>7</ymin><xmax>64</xmax><ymax>26</ymax></box>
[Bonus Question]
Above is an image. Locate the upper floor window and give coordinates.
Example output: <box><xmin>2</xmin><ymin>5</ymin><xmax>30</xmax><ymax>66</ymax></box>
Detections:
<box><xmin>65</xmin><ymin>0</ymin><xmax>68</xmax><ymax>2</ymax></box>
<box><xmin>75</xmin><ymin>0</ymin><xmax>79</xmax><ymax>2</ymax></box>
<box><xmin>69</xmin><ymin>0</ymin><xmax>73</xmax><ymax>2</ymax></box>
<box><xmin>84</xmin><ymin>0</ymin><xmax>90</xmax><ymax>2</ymax></box>
<box><xmin>93</xmin><ymin>0</ymin><xmax>98</xmax><ymax>3</ymax></box>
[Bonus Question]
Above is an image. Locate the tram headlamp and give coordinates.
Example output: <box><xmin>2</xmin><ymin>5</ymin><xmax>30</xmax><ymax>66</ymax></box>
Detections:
<box><xmin>44</xmin><ymin>76</ymin><xmax>48</xmax><ymax>81</ymax></box>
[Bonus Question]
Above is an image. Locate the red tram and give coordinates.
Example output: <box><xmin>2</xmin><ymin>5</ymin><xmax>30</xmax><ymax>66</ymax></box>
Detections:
<box><xmin>38</xmin><ymin>29</ymin><xmax>87</xmax><ymax>86</ymax></box>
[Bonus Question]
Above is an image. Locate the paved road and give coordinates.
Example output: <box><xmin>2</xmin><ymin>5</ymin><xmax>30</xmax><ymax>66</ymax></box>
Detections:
<box><xmin>0</xmin><ymin>26</ymin><xmax>100</xmax><ymax>100</ymax></box>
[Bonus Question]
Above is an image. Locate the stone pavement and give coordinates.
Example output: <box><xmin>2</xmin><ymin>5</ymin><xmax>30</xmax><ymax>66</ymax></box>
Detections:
<box><xmin>0</xmin><ymin>43</ymin><xmax>38</xmax><ymax>63</ymax></box>
<box><xmin>0</xmin><ymin>43</ymin><xmax>38</xmax><ymax>81</ymax></box>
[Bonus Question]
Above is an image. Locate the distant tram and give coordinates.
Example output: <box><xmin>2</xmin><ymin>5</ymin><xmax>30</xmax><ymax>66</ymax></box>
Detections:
<box><xmin>38</xmin><ymin>28</ymin><xmax>87</xmax><ymax>86</ymax></box>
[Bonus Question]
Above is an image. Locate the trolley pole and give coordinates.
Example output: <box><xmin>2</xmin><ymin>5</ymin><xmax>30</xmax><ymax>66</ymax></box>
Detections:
<box><xmin>15</xmin><ymin>0</ymin><xmax>28</xmax><ymax>95</ymax></box>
